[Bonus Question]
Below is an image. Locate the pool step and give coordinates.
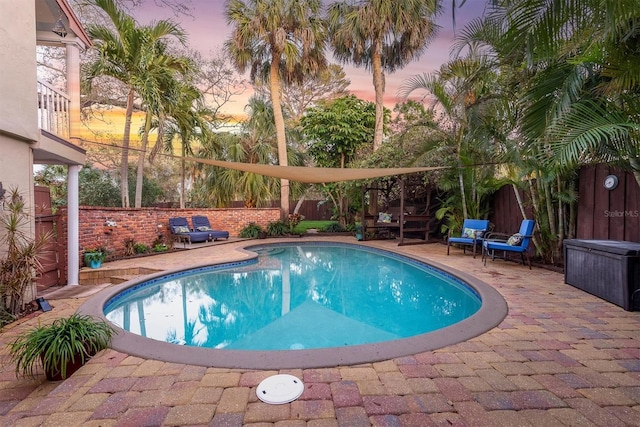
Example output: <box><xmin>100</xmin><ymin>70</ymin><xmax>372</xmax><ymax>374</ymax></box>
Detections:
<box><xmin>79</xmin><ymin>267</ymin><xmax>161</xmax><ymax>285</ymax></box>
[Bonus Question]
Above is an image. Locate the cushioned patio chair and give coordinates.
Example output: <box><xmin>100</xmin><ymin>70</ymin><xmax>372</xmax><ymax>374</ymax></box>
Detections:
<box><xmin>191</xmin><ymin>215</ymin><xmax>230</xmax><ymax>241</ymax></box>
<box><xmin>447</xmin><ymin>219</ymin><xmax>490</xmax><ymax>258</ymax></box>
<box><xmin>169</xmin><ymin>217</ymin><xmax>212</xmax><ymax>244</ymax></box>
<box><xmin>482</xmin><ymin>219</ymin><xmax>536</xmax><ymax>269</ymax></box>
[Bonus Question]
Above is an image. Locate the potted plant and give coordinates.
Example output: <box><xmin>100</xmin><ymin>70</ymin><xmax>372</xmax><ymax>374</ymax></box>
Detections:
<box><xmin>355</xmin><ymin>222</ymin><xmax>363</xmax><ymax>241</ymax></box>
<box><xmin>83</xmin><ymin>247</ymin><xmax>107</xmax><ymax>269</ymax></box>
<box><xmin>8</xmin><ymin>313</ymin><xmax>115</xmax><ymax>380</ymax></box>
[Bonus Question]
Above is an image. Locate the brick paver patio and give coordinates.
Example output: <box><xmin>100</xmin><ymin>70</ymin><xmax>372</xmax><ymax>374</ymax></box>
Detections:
<box><xmin>1</xmin><ymin>237</ymin><xmax>639</xmax><ymax>426</ymax></box>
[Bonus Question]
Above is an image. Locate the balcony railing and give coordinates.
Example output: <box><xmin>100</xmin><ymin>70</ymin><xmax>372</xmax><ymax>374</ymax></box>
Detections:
<box><xmin>37</xmin><ymin>80</ymin><xmax>70</xmax><ymax>139</ymax></box>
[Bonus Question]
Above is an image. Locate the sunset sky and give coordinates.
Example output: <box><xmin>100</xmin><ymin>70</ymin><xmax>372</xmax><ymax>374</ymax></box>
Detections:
<box><xmin>131</xmin><ymin>0</ymin><xmax>488</xmax><ymax>119</ymax></box>
<box><xmin>81</xmin><ymin>1</ymin><xmax>488</xmax><ymax>143</ymax></box>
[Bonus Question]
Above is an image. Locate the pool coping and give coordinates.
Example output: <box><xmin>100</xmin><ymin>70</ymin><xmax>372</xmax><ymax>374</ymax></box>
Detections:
<box><xmin>78</xmin><ymin>241</ymin><xmax>508</xmax><ymax>369</ymax></box>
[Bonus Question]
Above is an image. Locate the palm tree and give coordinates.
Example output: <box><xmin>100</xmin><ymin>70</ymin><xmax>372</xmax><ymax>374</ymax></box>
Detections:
<box><xmin>400</xmin><ymin>54</ymin><xmax>501</xmax><ymax>220</ymax></box>
<box><xmin>85</xmin><ymin>0</ymin><xmax>186</xmax><ymax>207</ymax></box>
<box><xmin>192</xmin><ymin>96</ymin><xmax>307</xmax><ymax>208</ymax></box>
<box><xmin>484</xmin><ymin>0</ymin><xmax>640</xmax><ymax>186</ymax></box>
<box><xmin>328</xmin><ymin>0</ymin><xmax>442</xmax><ymax>151</ymax></box>
<box><xmin>134</xmin><ymin>46</ymin><xmax>192</xmax><ymax>208</ymax></box>
<box><xmin>224</xmin><ymin>0</ymin><xmax>327</xmax><ymax>219</ymax></box>
<box><xmin>160</xmin><ymin>82</ymin><xmax>213</xmax><ymax>209</ymax></box>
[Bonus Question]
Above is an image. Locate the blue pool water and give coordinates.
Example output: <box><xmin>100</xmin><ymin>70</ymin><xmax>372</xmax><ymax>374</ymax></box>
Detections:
<box><xmin>104</xmin><ymin>243</ymin><xmax>482</xmax><ymax>351</ymax></box>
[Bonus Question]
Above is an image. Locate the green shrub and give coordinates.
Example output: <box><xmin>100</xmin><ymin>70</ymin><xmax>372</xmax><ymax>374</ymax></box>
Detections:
<box><xmin>322</xmin><ymin>223</ymin><xmax>345</xmax><ymax>233</ymax></box>
<box><xmin>266</xmin><ymin>221</ymin><xmax>288</xmax><ymax>236</ymax></box>
<box><xmin>152</xmin><ymin>244</ymin><xmax>168</xmax><ymax>252</ymax></box>
<box><xmin>133</xmin><ymin>243</ymin><xmax>149</xmax><ymax>254</ymax></box>
<box><xmin>239</xmin><ymin>222</ymin><xmax>263</xmax><ymax>238</ymax></box>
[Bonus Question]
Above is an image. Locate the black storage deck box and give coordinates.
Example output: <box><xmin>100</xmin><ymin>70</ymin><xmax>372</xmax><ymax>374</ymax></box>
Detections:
<box><xmin>564</xmin><ymin>239</ymin><xmax>640</xmax><ymax>311</ymax></box>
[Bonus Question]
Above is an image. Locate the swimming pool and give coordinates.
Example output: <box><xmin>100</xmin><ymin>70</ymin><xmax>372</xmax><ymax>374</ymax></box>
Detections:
<box><xmin>80</xmin><ymin>241</ymin><xmax>507</xmax><ymax>369</ymax></box>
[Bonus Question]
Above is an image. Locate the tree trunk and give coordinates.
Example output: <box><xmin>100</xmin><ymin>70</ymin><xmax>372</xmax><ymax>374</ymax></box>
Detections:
<box><xmin>180</xmin><ymin>141</ymin><xmax>186</xmax><ymax>209</ymax></box>
<box><xmin>513</xmin><ymin>182</ymin><xmax>541</xmax><ymax>251</ymax></box>
<box><xmin>135</xmin><ymin>111</ymin><xmax>152</xmax><ymax>208</ymax></box>
<box><xmin>556</xmin><ymin>175</ymin><xmax>565</xmax><ymax>262</ymax></box>
<box><xmin>371</xmin><ymin>45</ymin><xmax>385</xmax><ymax>151</ymax></box>
<box><xmin>270</xmin><ymin>54</ymin><xmax>290</xmax><ymax>220</ymax></box>
<box><xmin>121</xmin><ymin>88</ymin><xmax>135</xmax><ymax>208</ymax></box>
<box><xmin>456</xmin><ymin>129</ymin><xmax>468</xmax><ymax>219</ymax></box>
<box><xmin>149</xmin><ymin>116</ymin><xmax>165</xmax><ymax>163</ymax></box>
<box><xmin>293</xmin><ymin>193</ymin><xmax>306</xmax><ymax>215</ymax></box>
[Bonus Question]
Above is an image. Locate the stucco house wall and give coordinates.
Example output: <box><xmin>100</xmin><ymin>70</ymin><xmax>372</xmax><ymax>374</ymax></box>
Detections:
<box><xmin>0</xmin><ymin>0</ymin><xmax>39</xmax><ymax>220</ymax></box>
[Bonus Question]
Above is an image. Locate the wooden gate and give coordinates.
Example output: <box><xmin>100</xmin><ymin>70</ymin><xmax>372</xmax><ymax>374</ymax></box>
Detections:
<box><xmin>35</xmin><ymin>186</ymin><xmax>60</xmax><ymax>292</ymax></box>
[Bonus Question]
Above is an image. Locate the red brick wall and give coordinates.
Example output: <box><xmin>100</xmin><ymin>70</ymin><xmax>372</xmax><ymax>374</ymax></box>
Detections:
<box><xmin>56</xmin><ymin>207</ymin><xmax>280</xmax><ymax>275</ymax></box>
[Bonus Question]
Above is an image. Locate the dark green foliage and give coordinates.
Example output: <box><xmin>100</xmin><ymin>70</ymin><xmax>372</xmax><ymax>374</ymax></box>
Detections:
<box><xmin>239</xmin><ymin>222</ymin><xmax>263</xmax><ymax>238</ymax></box>
<box><xmin>83</xmin><ymin>248</ymin><xmax>107</xmax><ymax>264</ymax></box>
<box><xmin>9</xmin><ymin>313</ymin><xmax>115</xmax><ymax>379</ymax></box>
<box><xmin>126</xmin><ymin>168</ymin><xmax>165</xmax><ymax>207</ymax></box>
<box><xmin>322</xmin><ymin>222</ymin><xmax>346</xmax><ymax>233</ymax></box>
<box><xmin>266</xmin><ymin>221</ymin><xmax>288</xmax><ymax>236</ymax></box>
<box><xmin>302</xmin><ymin>95</ymin><xmax>379</xmax><ymax>168</ymax></box>
<box><xmin>81</xmin><ymin>166</ymin><xmax>121</xmax><ymax>207</ymax></box>
<box><xmin>34</xmin><ymin>164</ymin><xmax>166</xmax><ymax>208</ymax></box>
<box><xmin>133</xmin><ymin>243</ymin><xmax>149</xmax><ymax>254</ymax></box>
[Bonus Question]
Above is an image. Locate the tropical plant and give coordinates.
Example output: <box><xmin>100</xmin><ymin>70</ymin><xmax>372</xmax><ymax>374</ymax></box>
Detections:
<box><xmin>194</xmin><ymin>97</ymin><xmax>278</xmax><ymax>207</ymax></box>
<box><xmin>133</xmin><ymin>44</ymin><xmax>191</xmax><ymax>208</ymax></box>
<box><xmin>400</xmin><ymin>53</ymin><xmax>501</xmax><ymax>222</ymax></box>
<box><xmin>328</xmin><ymin>0</ymin><xmax>442</xmax><ymax>150</ymax></box>
<box><xmin>84</xmin><ymin>0</ymin><xmax>187</xmax><ymax>207</ymax></box>
<box><xmin>322</xmin><ymin>222</ymin><xmax>346</xmax><ymax>233</ymax></box>
<box><xmin>8</xmin><ymin>313</ymin><xmax>115</xmax><ymax>380</ymax></box>
<box><xmin>266</xmin><ymin>220</ymin><xmax>289</xmax><ymax>236</ymax></box>
<box><xmin>451</xmin><ymin>0</ymin><xmax>631</xmax><ymax>262</ymax></box>
<box><xmin>0</xmin><ymin>188</ymin><xmax>51</xmax><ymax>324</ymax></box>
<box><xmin>239</xmin><ymin>222</ymin><xmax>264</xmax><ymax>239</ymax></box>
<box><xmin>225</xmin><ymin>0</ymin><xmax>327</xmax><ymax>219</ymax></box>
<box><xmin>157</xmin><ymin>80</ymin><xmax>213</xmax><ymax>209</ymax></box>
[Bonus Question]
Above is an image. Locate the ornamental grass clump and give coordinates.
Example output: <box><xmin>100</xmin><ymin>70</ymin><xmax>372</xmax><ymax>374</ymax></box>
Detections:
<box><xmin>9</xmin><ymin>313</ymin><xmax>115</xmax><ymax>380</ymax></box>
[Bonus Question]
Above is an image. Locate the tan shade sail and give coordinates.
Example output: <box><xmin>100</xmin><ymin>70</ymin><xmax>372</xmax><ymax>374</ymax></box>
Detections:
<box><xmin>189</xmin><ymin>157</ymin><xmax>446</xmax><ymax>184</ymax></box>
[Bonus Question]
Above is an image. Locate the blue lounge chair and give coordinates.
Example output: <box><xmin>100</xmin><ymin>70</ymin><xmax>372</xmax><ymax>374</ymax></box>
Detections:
<box><xmin>169</xmin><ymin>217</ymin><xmax>212</xmax><ymax>244</ymax></box>
<box><xmin>447</xmin><ymin>219</ymin><xmax>490</xmax><ymax>258</ymax></box>
<box><xmin>482</xmin><ymin>219</ymin><xmax>536</xmax><ymax>269</ymax></box>
<box><xmin>191</xmin><ymin>215</ymin><xmax>230</xmax><ymax>241</ymax></box>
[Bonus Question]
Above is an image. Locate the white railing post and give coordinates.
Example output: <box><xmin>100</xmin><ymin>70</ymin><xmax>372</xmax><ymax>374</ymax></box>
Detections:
<box><xmin>36</xmin><ymin>80</ymin><xmax>70</xmax><ymax>138</ymax></box>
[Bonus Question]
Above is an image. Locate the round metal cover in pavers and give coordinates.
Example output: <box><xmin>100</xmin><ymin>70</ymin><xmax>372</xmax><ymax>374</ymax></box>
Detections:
<box><xmin>256</xmin><ymin>374</ymin><xmax>304</xmax><ymax>404</ymax></box>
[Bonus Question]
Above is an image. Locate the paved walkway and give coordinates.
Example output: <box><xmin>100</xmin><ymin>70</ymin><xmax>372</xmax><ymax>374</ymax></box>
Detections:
<box><xmin>1</xmin><ymin>237</ymin><xmax>639</xmax><ymax>426</ymax></box>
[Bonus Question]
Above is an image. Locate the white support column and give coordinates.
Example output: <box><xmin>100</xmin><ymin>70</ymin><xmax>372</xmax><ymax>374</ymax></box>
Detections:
<box><xmin>67</xmin><ymin>164</ymin><xmax>81</xmax><ymax>286</ymax></box>
<box><xmin>65</xmin><ymin>41</ymin><xmax>82</xmax><ymax>139</ymax></box>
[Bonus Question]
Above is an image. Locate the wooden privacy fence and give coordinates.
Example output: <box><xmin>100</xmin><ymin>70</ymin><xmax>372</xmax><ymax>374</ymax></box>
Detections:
<box><xmin>489</xmin><ymin>164</ymin><xmax>640</xmax><ymax>242</ymax></box>
<box><xmin>577</xmin><ymin>164</ymin><xmax>639</xmax><ymax>241</ymax></box>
